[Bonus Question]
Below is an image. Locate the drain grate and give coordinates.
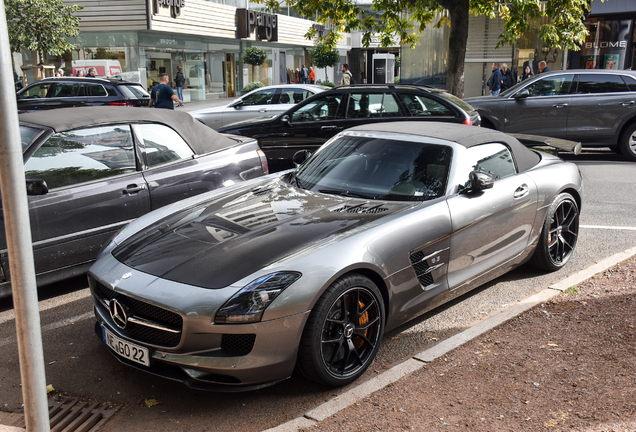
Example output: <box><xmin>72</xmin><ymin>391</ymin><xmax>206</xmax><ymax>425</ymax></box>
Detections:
<box><xmin>9</xmin><ymin>397</ymin><xmax>121</xmax><ymax>432</ymax></box>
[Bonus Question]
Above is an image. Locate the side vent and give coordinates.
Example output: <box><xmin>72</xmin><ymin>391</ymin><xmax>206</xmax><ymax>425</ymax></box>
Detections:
<box><xmin>409</xmin><ymin>251</ymin><xmax>434</xmax><ymax>288</ymax></box>
<box><xmin>251</xmin><ymin>185</ymin><xmax>275</xmax><ymax>196</ymax></box>
<box><xmin>331</xmin><ymin>204</ymin><xmax>389</xmax><ymax>214</ymax></box>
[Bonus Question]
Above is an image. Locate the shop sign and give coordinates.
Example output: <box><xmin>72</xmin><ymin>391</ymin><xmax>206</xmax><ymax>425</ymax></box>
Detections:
<box><xmin>236</xmin><ymin>8</ymin><xmax>278</xmax><ymax>42</ymax></box>
<box><xmin>154</xmin><ymin>0</ymin><xmax>184</xmax><ymax>18</ymax></box>
<box><xmin>585</xmin><ymin>41</ymin><xmax>627</xmax><ymax>49</ymax></box>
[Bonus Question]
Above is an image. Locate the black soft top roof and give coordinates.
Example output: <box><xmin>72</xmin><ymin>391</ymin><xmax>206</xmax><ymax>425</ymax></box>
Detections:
<box><xmin>347</xmin><ymin>122</ymin><xmax>541</xmax><ymax>173</ymax></box>
<box><xmin>19</xmin><ymin>106</ymin><xmax>237</xmax><ymax>155</ymax></box>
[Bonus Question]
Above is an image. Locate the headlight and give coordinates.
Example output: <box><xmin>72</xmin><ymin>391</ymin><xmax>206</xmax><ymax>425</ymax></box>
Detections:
<box><xmin>215</xmin><ymin>272</ymin><xmax>301</xmax><ymax>324</ymax></box>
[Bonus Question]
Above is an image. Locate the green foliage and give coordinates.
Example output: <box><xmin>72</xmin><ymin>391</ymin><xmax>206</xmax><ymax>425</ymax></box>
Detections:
<box><xmin>309</xmin><ymin>43</ymin><xmax>340</xmax><ymax>70</ymax></box>
<box><xmin>565</xmin><ymin>285</ymin><xmax>579</xmax><ymax>295</ymax></box>
<box><xmin>242</xmin><ymin>81</ymin><xmax>265</xmax><ymax>92</ymax></box>
<box><xmin>5</xmin><ymin>0</ymin><xmax>83</xmax><ymax>60</ymax></box>
<box><xmin>321</xmin><ymin>82</ymin><xmax>336</xmax><ymax>88</ymax></box>
<box><xmin>243</xmin><ymin>47</ymin><xmax>268</xmax><ymax>67</ymax></box>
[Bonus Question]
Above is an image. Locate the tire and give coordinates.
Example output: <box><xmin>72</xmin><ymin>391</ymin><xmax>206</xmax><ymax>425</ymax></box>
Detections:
<box><xmin>531</xmin><ymin>192</ymin><xmax>579</xmax><ymax>271</ymax></box>
<box><xmin>619</xmin><ymin>123</ymin><xmax>636</xmax><ymax>162</ymax></box>
<box><xmin>296</xmin><ymin>273</ymin><xmax>385</xmax><ymax>387</ymax></box>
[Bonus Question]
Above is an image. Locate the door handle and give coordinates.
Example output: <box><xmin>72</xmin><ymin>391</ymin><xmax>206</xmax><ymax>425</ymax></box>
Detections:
<box><xmin>123</xmin><ymin>184</ymin><xmax>146</xmax><ymax>195</ymax></box>
<box><xmin>321</xmin><ymin>125</ymin><xmax>338</xmax><ymax>130</ymax></box>
<box><xmin>552</xmin><ymin>104</ymin><xmax>568</xmax><ymax>108</ymax></box>
<box><xmin>620</xmin><ymin>101</ymin><xmax>635</xmax><ymax>106</ymax></box>
<box><xmin>513</xmin><ymin>184</ymin><xmax>529</xmax><ymax>199</ymax></box>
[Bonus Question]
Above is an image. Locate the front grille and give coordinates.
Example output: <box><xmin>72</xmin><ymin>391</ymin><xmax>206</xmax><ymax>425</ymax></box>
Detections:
<box><xmin>94</xmin><ymin>282</ymin><xmax>183</xmax><ymax>348</ymax></box>
<box><xmin>221</xmin><ymin>334</ymin><xmax>256</xmax><ymax>356</ymax></box>
<box><xmin>409</xmin><ymin>251</ymin><xmax>434</xmax><ymax>288</ymax></box>
<box><xmin>331</xmin><ymin>204</ymin><xmax>388</xmax><ymax>214</ymax></box>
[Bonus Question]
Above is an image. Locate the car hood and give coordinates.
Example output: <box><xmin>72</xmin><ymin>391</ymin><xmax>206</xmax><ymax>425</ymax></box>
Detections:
<box><xmin>463</xmin><ymin>96</ymin><xmax>503</xmax><ymax>106</ymax></box>
<box><xmin>112</xmin><ymin>178</ymin><xmax>413</xmax><ymax>289</ymax></box>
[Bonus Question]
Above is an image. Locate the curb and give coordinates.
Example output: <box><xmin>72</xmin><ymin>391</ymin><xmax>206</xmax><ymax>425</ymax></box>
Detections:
<box><xmin>264</xmin><ymin>245</ymin><xmax>636</xmax><ymax>432</ymax></box>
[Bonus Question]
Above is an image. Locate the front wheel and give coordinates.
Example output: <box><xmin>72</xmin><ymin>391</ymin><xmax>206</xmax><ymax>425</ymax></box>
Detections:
<box><xmin>531</xmin><ymin>192</ymin><xmax>579</xmax><ymax>271</ymax></box>
<box><xmin>619</xmin><ymin>123</ymin><xmax>636</xmax><ymax>162</ymax></box>
<box><xmin>296</xmin><ymin>274</ymin><xmax>385</xmax><ymax>387</ymax></box>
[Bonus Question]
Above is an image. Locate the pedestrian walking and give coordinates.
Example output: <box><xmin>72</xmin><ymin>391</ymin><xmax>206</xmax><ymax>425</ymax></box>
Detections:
<box><xmin>500</xmin><ymin>63</ymin><xmax>515</xmax><ymax>91</ymax></box>
<box><xmin>309</xmin><ymin>66</ymin><xmax>315</xmax><ymax>84</ymax></box>
<box><xmin>148</xmin><ymin>73</ymin><xmax>182</xmax><ymax>109</ymax></box>
<box><xmin>86</xmin><ymin>67</ymin><xmax>97</xmax><ymax>78</ymax></box>
<box><xmin>175</xmin><ymin>66</ymin><xmax>185</xmax><ymax>107</ymax></box>
<box><xmin>300</xmin><ymin>64</ymin><xmax>309</xmax><ymax>84</ymax></box>
<box><xmin>521</xmin><ymin>65</ymin><xmax>533</xmax><ymax>81</ymax></box>
<box><xmin>340</xmin><ymin>63</ymin><xmax>353</xmax><ymax>85</ymax></box>
<box><xmin>487</xmin><ymin>63</ymin><xmax>502</xmax><ymax>96</ymax></box>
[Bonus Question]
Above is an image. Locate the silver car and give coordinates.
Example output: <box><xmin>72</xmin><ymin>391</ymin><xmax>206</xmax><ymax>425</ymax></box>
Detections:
<box><xmin>190</xmin><ymin>84</ymin><xmax>329</xmax><ymax>130</ymax></box>
<box><xmin>89</xmin><ymin>122</ymin><xmax>582</xmax><ymax>390</ymax></box>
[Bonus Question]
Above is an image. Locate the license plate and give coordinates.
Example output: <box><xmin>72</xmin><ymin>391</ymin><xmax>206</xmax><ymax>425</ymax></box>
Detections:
<box><xmin>103</xmin><ymin>326</ymin><xmax>150</xmax><ymax>367</ymax></box>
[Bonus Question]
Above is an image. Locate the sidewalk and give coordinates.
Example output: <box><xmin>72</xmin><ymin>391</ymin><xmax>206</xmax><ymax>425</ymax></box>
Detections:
<box><xmin>270</xmin><ymin>248</ymin><xmax>636</xmax><ymax>432</ymax></box>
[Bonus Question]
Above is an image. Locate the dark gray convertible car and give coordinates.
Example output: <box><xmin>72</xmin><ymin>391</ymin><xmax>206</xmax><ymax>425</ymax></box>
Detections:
<box><xmin>0</xmin><ymin>107</ymin><xmax>268</xmax><ymax>298</ymax></box>
<box><xmin>89</xmin><ymin>122</ymin><xmax>582</xmax><ymax>390</ymax></box>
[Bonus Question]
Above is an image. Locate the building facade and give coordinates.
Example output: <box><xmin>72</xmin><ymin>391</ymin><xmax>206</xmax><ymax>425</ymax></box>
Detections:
<box><xmin>23</xmin><ymin>0</ymin><xmax>322</xmax><ymax>99</ymax></box>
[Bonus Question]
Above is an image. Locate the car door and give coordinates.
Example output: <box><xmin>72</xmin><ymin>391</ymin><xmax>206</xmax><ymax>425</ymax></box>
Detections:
<box><xmin>1</xmin><ymin>125</ymin><xmax>151</xmax><ymax>280</ymax></box>
<box><xmin>343</xmin><ymin>91</ymin><xmax>409</xmax><ymax>126</ymax></box>
<box><xmin>16</xmin><ymin>82</ymin><xmax>55</xmax><ymax>110</ymax></box>
<box><xmin>45</xmin><ymin>82</ymin><xmax>85</xmax><ymax>109</ymax></box>
<box><xmin>275</xmin><ymin>87</ymin><xmax>315</xmax><ymax>115</ymax></box>
<box><xmin>270</xmin><ymin>92</ymin><xmax>346</xmax><ymax>163</ymax></box>
<box><xmin>222</xmin><ymin>87</ymin><xmax>280</xmax><ymax>127</ymax></box>
<box><xmin>503</xmin><ymin>73</ymin><xmax>575</xmax><ymax>138</ymax></box>
<box><xmin>446</xmin><ymin>143</ymin><xmax>538</xmax><ymax>290</ymax></box>
<box><xmin>566</xmin><ymin>73</ymin><xmax>636</xmax><ymax>144</ymax></box>
<box><xmin>134</xmin><ymin>123</ymin><xmax>214</xmax><ymax>210</ymax></box>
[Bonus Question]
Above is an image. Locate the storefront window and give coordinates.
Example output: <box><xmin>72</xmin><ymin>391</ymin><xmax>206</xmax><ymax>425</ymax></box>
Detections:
<box><xmin>578</xmin><ymin>18</ymin><xmax>633</xmax><ymax>70</ymax></box>
<box><xmin>400</xmin><ymin>14</ymin><xmax>449</xmax><ymax>88</ymax></box>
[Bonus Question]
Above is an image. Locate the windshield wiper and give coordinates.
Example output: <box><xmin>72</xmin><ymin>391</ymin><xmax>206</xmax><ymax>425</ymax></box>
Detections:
<box><xmin>319</xmin><ymin>189</ymin><xmax>377</xmax><ymax>200</ymax></box>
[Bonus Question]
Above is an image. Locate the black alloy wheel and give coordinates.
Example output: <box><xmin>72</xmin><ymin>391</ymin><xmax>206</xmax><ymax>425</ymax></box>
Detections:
<box><xmin>531</xmin><ymin>192</ymin><xmax>579</xmax><ymax>271</ymax></box>
<box><xmin>296</xmin><ymin>274</ymin><xmax>384</xmax><ymax>387</ymax></box>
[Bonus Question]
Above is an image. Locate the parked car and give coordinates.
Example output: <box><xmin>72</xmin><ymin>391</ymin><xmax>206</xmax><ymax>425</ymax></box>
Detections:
<box><xmin>88</xmin><ymin>122</ymin><xmax>581</xmax><ymax>391</ymax></box>
<box><xmin>16</xmin><ymin>77</ymin><xmax>150</xmax><ymax>111</ymax></box>
<box><xmin>0</xmin><ymin>107</ymin><xmax>268</xmax><ymax>299</ymax></box>
<box><xmin>466</xmin><ymin>69</ymin><xmax>636</xmax><ymax>161</ymax></box>
<box><xmin>189</xmin><ymin>84</ymin><xmax>329</xmax><ymax>130</ymax></box>
<box><xmin>217</xmin><ymin>84</ymin><xmax>481</xmax><ymax>171</ymax></box>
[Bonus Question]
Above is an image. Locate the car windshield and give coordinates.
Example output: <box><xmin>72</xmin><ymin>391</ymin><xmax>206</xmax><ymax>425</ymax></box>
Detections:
<box><xmin>20</xmin><ymin>125</ymin><xmax>44</xmax><ymax>152</ymax></box>
<box><xmin>292</xmin><ymin>135</ymin><xmax>452</xmax><ymax>201</ymax></box>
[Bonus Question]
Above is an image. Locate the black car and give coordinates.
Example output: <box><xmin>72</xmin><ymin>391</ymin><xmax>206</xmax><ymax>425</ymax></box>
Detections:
<box><xmin>217</xmin><ymin>84</ymin><xmax>481</xmax><ymax>171</ymax></box>
<box><xmin>0</xmin><ymin>106</ymin><xmax>268</xmax><ymax>299</ymax></box>
<box><xmin>466</xmin><ymin>69</ymin><xmax>636</xmax><ymax>161</ymax></box>
<box><xmin>16</xmin><ymin>77</ymin><xmax>150</xmax><ymax>111</ymax></box>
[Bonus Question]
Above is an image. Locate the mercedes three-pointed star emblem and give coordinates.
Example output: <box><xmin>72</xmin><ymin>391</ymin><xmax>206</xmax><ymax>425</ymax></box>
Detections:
<box><xmin>109</xmin><ymin>299</ymin><xmax>129</xmax><ymax>329</ymax></box>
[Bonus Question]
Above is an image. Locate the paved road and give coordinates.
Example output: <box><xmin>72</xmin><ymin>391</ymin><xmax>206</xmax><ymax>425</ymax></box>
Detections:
<box><xmin>1</xmin><ymin>149</ymin><xmax>635</xmax><ymax>431</ymax></box>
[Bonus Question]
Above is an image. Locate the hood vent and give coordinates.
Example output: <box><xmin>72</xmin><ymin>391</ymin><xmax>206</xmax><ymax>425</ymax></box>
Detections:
<box><xmin>251</xmin><ymin>185</ymin><xmax>276</xmax><ymax>196</ymax></box>
<box><xmin>331</xmin><ymin>203</ymin><xmax>389</xmax><ymax>214</ymax></box>
<box><xmin>409</xmin><ymin>250</ymin><xmax>434</xmax><ymax>288</ymax></box>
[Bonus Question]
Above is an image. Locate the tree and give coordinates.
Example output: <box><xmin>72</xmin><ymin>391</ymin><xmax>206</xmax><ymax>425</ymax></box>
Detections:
<box><xmin>309</xmin><ymin>43</ymin><xmax>340</xmax><ymax>83</ymax></box>
<box><xmin>256</xmin><ymin>0</ymin><xmax>595</xmax><ymax>97</ymax></box>
<box><xmin>6</xmin><ymin>0</ymin><xmax>83</xmax><ymax>64</ymax></box>
<box><xmin>243</xmin><ymin>46</ymin><xmax>268</xmax><ymax>83</ymax></box>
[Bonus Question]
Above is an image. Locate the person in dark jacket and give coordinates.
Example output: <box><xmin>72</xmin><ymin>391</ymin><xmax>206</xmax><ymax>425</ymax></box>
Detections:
<box><xmin>487</xmin><ymin>63</ymin><xmax>502</xmax><ymax>96</ymax></box>
<box><xmin>538</xmin><ymin>61</ymin><xmax>550</xmax><ymax>74</ymax></box>
<box><xmin>501</xmin><ymin>63</ymin><xmax>516</xmax><ymax>91</ymax></box>
<box><xmin>521</xmin><ymin>65</ymin><xmax>533</xmax><ymax>81</ymax></box>
<box><xmin>175</xmin><ymin>66</ymin><xmax>185</xmax><ymax>107</ymax></box>
<box><xmin>149</xmin><ymin>73</ymin><xmax>182</xmax><ymax>109</ymax></box>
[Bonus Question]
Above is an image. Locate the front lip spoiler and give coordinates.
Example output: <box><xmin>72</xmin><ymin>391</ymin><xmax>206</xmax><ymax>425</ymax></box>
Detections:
<box><xmin>94</xmin><ymin>322</ymin><xmax>289</xmax><ymax>392</ymax></box>
<box><xmin>511</xmin><ymin>134</ymin><xmax>582</xmax><ymax>155</ymax></box>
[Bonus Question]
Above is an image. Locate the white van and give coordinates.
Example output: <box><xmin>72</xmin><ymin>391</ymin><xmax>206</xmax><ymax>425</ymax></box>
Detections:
<box><xmin>72</xmin><ymin>60</ymin><xmax>122</xmax><ymax>78</ymax></box>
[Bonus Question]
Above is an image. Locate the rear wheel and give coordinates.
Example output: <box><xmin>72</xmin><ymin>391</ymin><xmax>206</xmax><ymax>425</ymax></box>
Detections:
<box><xmin>531</xmin><ymin>192</ymin><xmax>579</xmax><ymax>271</ymax></box>
<box><xmin>619</xmin><ymin>123</ymin><xmax>636</xmax><ymax>162</ymax></box>
<box><xmin>296</xmin><ymin>274</ymin><xmax>384</xmax><ymax>387</ymax></box>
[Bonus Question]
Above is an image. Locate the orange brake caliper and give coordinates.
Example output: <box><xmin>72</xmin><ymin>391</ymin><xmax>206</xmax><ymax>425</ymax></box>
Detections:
<box><xmin>355</xmin><ymin>300</ymin><xmax>369</xmax><ymax>350</ymax></box>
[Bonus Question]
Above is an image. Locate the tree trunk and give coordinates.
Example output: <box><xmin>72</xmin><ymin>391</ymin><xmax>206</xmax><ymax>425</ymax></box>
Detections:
<box><xmin>441</xmin><ymin>0</ymin><xmax>470</xmax><ymax>98</ymax></box>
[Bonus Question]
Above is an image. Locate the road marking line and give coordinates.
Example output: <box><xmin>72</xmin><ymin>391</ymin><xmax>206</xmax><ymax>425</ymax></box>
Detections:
<box><xmin>0</xmin><ymin>288</ymin><xmax>91</xmax><ymax>325</ymax></box>
<box><xmin>580</xmin><ymin>225</ymin><xmax>636</xmax><ymax>231</ymax></box>
<box><xmin>0</xmin><ymin>312</ymin><xmax>94</xmax><ymax>349</ymax></box>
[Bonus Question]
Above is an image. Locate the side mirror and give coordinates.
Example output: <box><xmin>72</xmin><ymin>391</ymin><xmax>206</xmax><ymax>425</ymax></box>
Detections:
<box><xmin>293</xmin><ymin>150</ymin><xmax>312</xmax><ymax>166</ymax></box>
<box><xmin>229</xmin><ymin>98</ymin><xmax>243</xmax><ymax>108</ymax></box>
<box><xmin>26</xmin><ymin>178</ymin><xmax>48</xmax><ymax>196</ymax></box>
<box><xmin>467</xmin><ymin>171</ymin><xmax>494</xmax><ymax>191</ymax></box>
<box><xmin>513</xmin><ymin>89</ymin><xmax>529</xmax><ymax>99</ymax></box>
<box><xmin>281</xmin><ymin>115</ymin><xmax>290</xmax><ymax>124</ymax></box>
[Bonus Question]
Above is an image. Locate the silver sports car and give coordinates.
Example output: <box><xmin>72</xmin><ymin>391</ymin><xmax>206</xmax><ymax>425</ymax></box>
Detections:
<box><xmin>88</xmin><ymin>122</ymin><xmax>583</xmax><ymax>390</ymax></box>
